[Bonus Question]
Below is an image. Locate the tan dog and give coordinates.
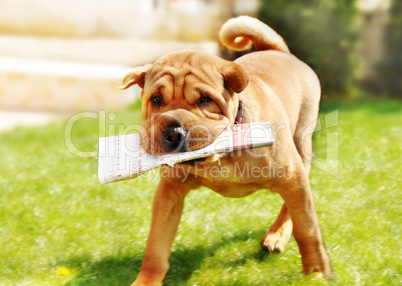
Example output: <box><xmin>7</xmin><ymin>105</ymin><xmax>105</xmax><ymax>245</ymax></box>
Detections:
<box><xmin>121</xmin><ymin>16</ymin><xmax>331</xmax><ymax>285</ymax></box>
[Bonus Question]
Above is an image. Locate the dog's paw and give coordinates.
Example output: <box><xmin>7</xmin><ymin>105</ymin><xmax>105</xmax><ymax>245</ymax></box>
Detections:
<box><xmin>131</xmin><ymin>280</ymin><xmax>161</xmax><ymax>286</ymax></box>
<box><xmin>131</xmin><ymin>277</ymin><xmax>163</xmax><ymax>286</ymax></box>
<box><xmin>260</xmin><ymin>232</ymin><xmax>285</xmax><ymax>253</ymax></box>
<box><xmin>260</xmin><ymin>222</ymin><xmax>292</xmax><ymax>253</ymax></box>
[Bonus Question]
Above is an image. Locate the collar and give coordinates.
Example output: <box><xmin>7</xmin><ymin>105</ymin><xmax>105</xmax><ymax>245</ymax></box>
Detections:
<box><xmin>234</xmin><ymin>95</ymin><xmax>243</xmax><ymax>124</ymax></box>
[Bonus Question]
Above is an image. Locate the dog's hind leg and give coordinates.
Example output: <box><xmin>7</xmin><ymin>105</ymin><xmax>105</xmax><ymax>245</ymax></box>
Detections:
<box><xmin>260</xmin><ymin>203</ymin><xmax>292</xmax><ymax>253</ymax></box>
<box><xmin>278</xmin><ymin>169</ymin><xmax>331</xmax><ymax>276</ymax></box>
<box><xmin>260</xmin><ymin>119</ymin><xmax>318</xmax><ymax>254</ymax></box>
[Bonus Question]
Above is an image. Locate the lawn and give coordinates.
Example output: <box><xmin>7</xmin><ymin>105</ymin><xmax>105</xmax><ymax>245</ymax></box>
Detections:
<box><xmin>0</xmin><ymin>100</ymin><xmax>401</xmax><ymax>285</ymax></box>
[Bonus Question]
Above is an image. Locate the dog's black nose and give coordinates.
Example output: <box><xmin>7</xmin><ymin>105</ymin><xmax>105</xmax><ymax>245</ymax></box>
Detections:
<box><xmin>162</xmin><ymin>126</ymin><xmax>187</xmax><ymax>152</ymax></box>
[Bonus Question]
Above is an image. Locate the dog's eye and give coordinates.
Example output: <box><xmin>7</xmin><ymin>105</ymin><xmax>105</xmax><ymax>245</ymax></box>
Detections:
<box><xmin>151</xmin><ymin>95</ymin><xmax>163</xmax><ymax>106</ymax></box>
<box><xmin>197</xmin><ymin>96</ymin><xmax>211</xmax><ymax>105</ymax></box>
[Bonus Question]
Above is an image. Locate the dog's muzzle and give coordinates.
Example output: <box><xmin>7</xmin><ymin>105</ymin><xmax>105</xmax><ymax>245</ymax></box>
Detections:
<box><xmin>162</xmin><ymin>126</ymin><xmax>187</xmax><ymax>153</ymax></box>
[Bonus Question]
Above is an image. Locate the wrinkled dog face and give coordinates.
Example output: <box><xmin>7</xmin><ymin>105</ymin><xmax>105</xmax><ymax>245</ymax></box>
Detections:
<box><xmin>121</xmin><ymin>50</ymin><xmax>249</xmax><ymax>155</ymax></box>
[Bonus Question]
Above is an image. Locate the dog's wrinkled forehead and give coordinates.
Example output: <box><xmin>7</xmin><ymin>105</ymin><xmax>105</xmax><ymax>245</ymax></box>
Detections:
<box><xmin>144</xmin><ymin>51</ymin><xmax>224</xmax><ymax>90</ymax></box>
<box><xmin>120</xmin><ymin>50</ymin><xmax>249</xmax><ymax>116</ymax></box>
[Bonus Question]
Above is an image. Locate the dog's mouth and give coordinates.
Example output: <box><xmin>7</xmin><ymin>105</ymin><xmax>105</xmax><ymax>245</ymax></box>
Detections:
<box><xmin>179</xmin><ymin>157</ymin><xmax>206</xmax><ymax>166</ymax></box>
<box><xmin>178</xmin><ymin>153</ymin><xmax>228</xmax><ymax>167</ymax></box>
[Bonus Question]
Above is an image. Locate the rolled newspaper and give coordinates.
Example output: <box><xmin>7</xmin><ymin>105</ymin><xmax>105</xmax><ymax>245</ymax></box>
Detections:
<box><xmin>98</xmin><ymin>122</ymin><xmax>274</xmax><ymax>184</ymax></box>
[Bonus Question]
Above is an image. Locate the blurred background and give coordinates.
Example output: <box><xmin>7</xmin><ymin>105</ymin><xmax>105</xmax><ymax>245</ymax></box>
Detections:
<box><xmin>0</xmin><ymin>0</ymin><xmax>400</xmax><ymax>130</ymax></box>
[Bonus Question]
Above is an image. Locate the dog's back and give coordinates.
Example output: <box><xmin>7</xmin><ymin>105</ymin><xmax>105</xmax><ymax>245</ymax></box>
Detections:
<box><xmin>220</xmin><ymin>16</ymin><xmax>320</xmax><ymax>171</ymax></box>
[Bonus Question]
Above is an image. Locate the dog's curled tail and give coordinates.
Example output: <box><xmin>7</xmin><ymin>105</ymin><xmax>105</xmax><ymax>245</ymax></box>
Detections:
<box><xmin>219</xmin><ymin>16</ymin><xmax>290</xmax><ymax>54</ymax></box>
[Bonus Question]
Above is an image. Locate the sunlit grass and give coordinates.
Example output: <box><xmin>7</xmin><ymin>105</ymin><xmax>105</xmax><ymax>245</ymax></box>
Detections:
<box><xmin>0</xmin><ymin>101</ymin><xmax>401</xmax><ymax>285</ymax></box>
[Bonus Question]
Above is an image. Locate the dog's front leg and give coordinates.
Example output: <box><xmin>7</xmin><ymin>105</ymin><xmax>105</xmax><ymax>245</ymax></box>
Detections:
<box><xmin>131</xmin><ymin>179</ymin><xmax>189</xmax><ymax>286</ymax></box>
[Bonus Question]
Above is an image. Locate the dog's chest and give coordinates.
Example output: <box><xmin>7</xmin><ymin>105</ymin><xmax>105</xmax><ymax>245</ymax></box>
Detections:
<box><xmin>186</xmin><ymin>154</ymin><xmax>282</xmax><ymax>197</ymax></box>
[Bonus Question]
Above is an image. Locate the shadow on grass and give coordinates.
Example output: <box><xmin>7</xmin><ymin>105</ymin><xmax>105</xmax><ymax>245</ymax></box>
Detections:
<box><xmin>64</xmin><ymin>255</ymin><xmax>142</xmax><ymax>286</ymax></box>
<box><xmin>64</xmin><ymin>230</ymin><xmax>281</xmax><ymax>286</ymax></box>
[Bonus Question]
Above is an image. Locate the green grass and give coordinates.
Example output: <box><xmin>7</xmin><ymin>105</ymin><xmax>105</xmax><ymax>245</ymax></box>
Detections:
<box><xmin>0</xmin><ymin>100</ymin><xmax>401</xmax><ymax>285</ymax></box>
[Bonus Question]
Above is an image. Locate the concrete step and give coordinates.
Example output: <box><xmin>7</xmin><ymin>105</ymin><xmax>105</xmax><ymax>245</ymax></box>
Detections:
<box><xmin>0</xmin><ymin>37</ymin><xmax>218</xmax><ymax>112</ymax></box>
<box><xmin>0</xmin><ymin>36</ymin><xmax>217</xmax><ymax>113</ymax></box>
<box><xmin>0</xmin><ymin>56</ymin><xmax>133</xmax><ymax>112</ymax></box>
<box><xmin>0</xmin><ymin>110</ymin><xmax>62</xmax><ymax>132</ymax></box>
<box><xmin>0</xmin><ymin>36</ymin><xmax>217</xmax><ymax>66</ymax></box>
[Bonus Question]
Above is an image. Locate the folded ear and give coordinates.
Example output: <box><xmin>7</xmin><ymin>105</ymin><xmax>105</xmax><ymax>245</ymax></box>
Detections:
<box><xmin>119</xmin><ymin>64</ymin><xmax>153</xmax><ymax>89</ymax></box>
<box><xmin>220</xmin><ymin>62</ymin><xmax>249</xmax><ymax>93</ymax></box>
